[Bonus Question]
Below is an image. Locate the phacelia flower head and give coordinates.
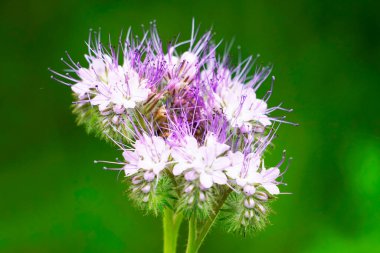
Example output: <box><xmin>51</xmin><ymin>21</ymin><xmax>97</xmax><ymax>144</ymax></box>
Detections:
<box><xmin>51</xmin><ymin>20</ymin><xmax>295</xmax><ymax>235</ymax></box>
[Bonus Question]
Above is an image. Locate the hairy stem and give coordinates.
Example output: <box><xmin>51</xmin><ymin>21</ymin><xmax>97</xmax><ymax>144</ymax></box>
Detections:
<box><xmin>185</xmin><ymin>215</ymin><xmax>197</xmax><ymax>253</ymax></box>
<box><xmin>193</xmin><ymin>189</ymin><xmax>232</xmax><ymax>252</ymax></box>
<box><xmin>163</xmin><ymin>208</ymin><xmax>183</xmax><ymax>253</ymax></box>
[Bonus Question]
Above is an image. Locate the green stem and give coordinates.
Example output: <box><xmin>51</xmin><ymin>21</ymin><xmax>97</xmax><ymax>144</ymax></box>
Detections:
<box><xmin>185</xmin><ymin>215</ymin><xmax>197</xmax><ymax>253</ymax></box>
<box><xmin>193</xmin><ymin>189</ymin><xmax>232</xmax><ymax>252</ymax></box>
<box><xmin>163</xmin><ymin>208</ymin><xmax>183</xmax><ymax>253</ymax></box>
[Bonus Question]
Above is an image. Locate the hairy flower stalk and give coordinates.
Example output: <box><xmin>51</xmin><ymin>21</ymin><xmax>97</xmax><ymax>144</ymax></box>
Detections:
<box><xmin>51</xmin><ymin>20</ymin><xmax>296</xmax><ymax>253</ymax></box>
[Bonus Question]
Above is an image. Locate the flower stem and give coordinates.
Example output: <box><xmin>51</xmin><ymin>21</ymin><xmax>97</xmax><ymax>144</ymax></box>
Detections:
<box><xmin>185</xmin><ymin>215</ymin><xmax>197</xmax><ymax>253</ymax></box>
<box><xmin>190</xmin><ymin>189</ymin><xmax>232</xmax><ymax>253</ymax></box>
<box><xmin>163</xmin><ymin>208</ymin><xmax>183</xmax><ymax>253</ymax></box>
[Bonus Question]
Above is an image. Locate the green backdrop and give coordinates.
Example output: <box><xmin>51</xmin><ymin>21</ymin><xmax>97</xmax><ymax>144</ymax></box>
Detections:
<box><xmin>1</xmin><ymin>0</ymin><xmax>379</xmax><ymax>252</ymax></box>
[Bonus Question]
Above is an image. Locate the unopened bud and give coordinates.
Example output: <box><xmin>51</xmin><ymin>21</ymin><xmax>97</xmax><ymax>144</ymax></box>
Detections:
<box><xmin>199</xmin><ymin>192</ymin><xmax>206</xmax><ymax>202</ymax></box>
<box><xmin>244</xmin><ymin>210</ymin><xmax>254</xmax><ymax>219</ymax></box>
<box><xmin>113</xmin><ymin>105</ymin><xmax>125</xmax><ymax>114</ymax></box>
<box><xmin>184</xmin><ymin>184</ymin><xmax>194</xmax><ymax>193</ymax></box>
<box><xmin>184</xmin><ymin>171</ymin><xmax>197</xmax><ymax>181</ymax></box>
<box><xmin>144</xmin><ymin>171</ymin><xmax>155</xmax><ymax>182</ymax></box>
<box><xmin>188</xmin><ymin>196</ymin><xmax>194</xmax><ymax>204</ymax></box>
<box><xmin>141</xmin><ymin>184</ymin><xmax>151</xmax><ymax>193</ymax></box>
<box><xmin>111</xmin><ymin>115</ymin><xmax>119</xmax><ymax>125</ymax></box>
<box><xmin>132</xmin><ymin>176</ymin><xmax>142</xmax><ymax>185</ymax></box>
<box><xmin>256</xmin><ymin>203</ymin><xmax>266</xmax><ymax>214</ymax></box>
<box><xmin>243</xmin><ymin>185</ymin><xmax>256</xmax><ymax>196</ymax></box>
<box><xmin>244</xmin><ymin>198</ymin><xmax>255</xmax><ymax>208</ymax></box>
<box><xmin>255</xmin><ymin>191</ymin><xmax>268</xmax><ymax>201</ymax></box>
<box><xmin>143</xmin><ymin>195</ymin><xmax>149</xmax><ymax>202</ymax></box>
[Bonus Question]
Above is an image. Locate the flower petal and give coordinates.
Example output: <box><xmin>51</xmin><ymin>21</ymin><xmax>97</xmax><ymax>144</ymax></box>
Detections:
<box><xmin>200</xmin><ymin>172</ymin><xmax>213</xmax><ymax>189</ymax></box>
<box><xmin>212</xmin><ymin>171</ymin><xmax>227</xmax><ymax>185</ymax></box>
<box><xmin>262</xmin><ymin>183</ymin><xmax>280</xmax><ymax>195</ymax></box>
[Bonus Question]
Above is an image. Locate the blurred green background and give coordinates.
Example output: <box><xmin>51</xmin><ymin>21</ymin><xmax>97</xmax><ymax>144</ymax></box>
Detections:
<box><xmin>1</xmin><ymin>0</ymin><xmax>379</xmax><ymax>252</ymax></box>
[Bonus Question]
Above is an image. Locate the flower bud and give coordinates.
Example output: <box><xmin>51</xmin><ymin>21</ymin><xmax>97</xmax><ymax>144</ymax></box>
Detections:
<box><xmin>199</xmin><ymin>192</ymin><xmax>206</xmax><ymax>202</ymax></box>
<box><xmin>111</xmin><ymin>115</ymin><xmax>119</xmax><ymax>125</ymax></box>
<box><xmin>184</xmin><ymin>171</ymin><xmax>197</xmax><ymax>181</ymax></box>
<box><xmin>141</xmin><ymin>184</ymin><xmax>151</xmax><ymax>193</ymax></box>
<box><xmin>244</xmin><ymin>198</ymin><xmax>255</xmax><ymax>209</ymax></box>
<box><xmin>243</xmin><ymin>185</ymin><xmax>256</xmax><ymax>196</ymax></box>
<box><xmin>184</xmin><ymin>184</ymin><xmax>194</xmax><ymax>193</ymax></box>
<box><xmin>142</xmin><ymin>195</ymin><xmax>149</xmax><ymax>202</ymax></box>
<box><xmin>144</xmin><ymin>171</ymin><xmax>155</xmax><ymax>182</ymax></box>
<box><xmin>255</xmin><ymin>191</ymin><xmax>268</xmax><ymax>201</ymax></box>
<box><xmin>132</xmin><ymin>176</ymin><xmax>142</xmax><ymax>185</ymax></box>
<box><xmin>188</xmin><ymin>196</ymin><xmax>194</xmax><ymax>204</ymax></box>
<box><xmin>256</xmin><ymin>203</ymin><xmax>266</xmax><ymax>214</ymax></box>
<box><xmin>244</xmin><ymin>210</ymin><xmax>254</xmax><ymax>219</ymax></box>
<box><xmin>113</xmin><ymin>105</ymin><xmax>125</xmax><ymax>114</ymax></box>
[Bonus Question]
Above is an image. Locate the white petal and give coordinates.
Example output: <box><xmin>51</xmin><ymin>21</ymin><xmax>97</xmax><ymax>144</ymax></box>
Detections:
<box><xmin>180</xmin><ymin>51</ymin><xmax>197</xmax><ymax>65</ymax></box>
<box><xmin>122</xmin><ymin>151</ymin><xmax>138</xmax><ymax>162</ymax></box>
<box><xmin>225</xmin><ymin>166</ymin><xmax>240</xmax><ymax>179</ymax></box>
<box><xmin>153</xmin><ymin>163</ymin><xmax>165</xmax><ymax>175</ymax></box>
<box><xmin>262</xmin><ymin>167</ymin><xmax>280</xmax><ymax>182</ymax></box>
<box><xmin>71</xmin><ymin>82</ymin><xmax>91</xmax><ymax>95</ymax></box>
<box><xmin>262</xmin><ymin>183</ymin><xmax>280</xmax><ymax>195</ymax></box>
<box><xmin>247</xmin><ymin>172</ymin><xmax>263</xmax><ymax>184</ymax></box>
<box><xmin>228</xmin><ymin>151</ymin><xmax>244</xmax><ymax>166</ymax></box>
<box><xmin>216</xmin><ymin>143</ymin><xmax>230</xmax><ymax>156</ymax></box>
<box><xmin>212</xmin><ymin>171</ymin><xmax>227</xmax><ymax>185</ymax></box>
<box><xmin>123</xmin><ymin>100</ymin><xmax>136</xmax><ymax>109</ymax></box>
<box><xmin>173</xmin><ymin>163</ymin><xmax>188</xmax><ymax>176</ymax></box>
<box><xmin>91</xmin><ymin>58</ymin><xmax>106</xmax><ymax>75</ymax></box>
<box><xmin>200</xmin><ymin>172</ymin><xmax>213</xmax><ymax>189</ymax></box>
<box><xmin>236</xmin><ymin>178</ymin><xmax>247</xmax><ymax>187</ymax></box>
<box><xmin>184</xmin><ymin>135</ymin><xmax>199</xmax><ymax>151</ymax></box>
<box><xmin>124</xmin><ymin>166</ymin><xmax>139</xmax><ymax>177</ymax></box>
<box><xmin>212</xmin><ymin>157</ymin><xmax>231</xmax><ymax>171</ymax></box>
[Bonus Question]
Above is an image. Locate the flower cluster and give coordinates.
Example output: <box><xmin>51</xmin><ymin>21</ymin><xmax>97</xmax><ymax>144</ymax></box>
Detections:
<box><xmin>51</xmin><ymin>21</ymin><xmax>294</xmax><ymax>234</ymax></box>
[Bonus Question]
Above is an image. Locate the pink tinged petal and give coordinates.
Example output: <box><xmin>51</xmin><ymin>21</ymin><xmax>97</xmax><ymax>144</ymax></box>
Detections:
<box><xmin>153</xmin><ymin>163</ymin><xmax>165</xmax><ymax>175</ymax></box>
<box><xmin>123</xmin><ymin>166</ymin><xmax>139</xmax><ymax>177</ymax></box>
<box><xmin>248</xmin><ymin>156</ymin><xmax>260</xmax><ymax>171</ymax></box>
<box><xmin>212</xmin><ymin>157</ymin><xmax>231</xmax><ymax>171</ymax></box>
<box><xmin>262</xmin><ymin>183</ymin><xmax>280</xmax><ymax>195</ymax></box>
<box><xmin>205</xmin><ymin>135</ymin><xmax>217</xmax><ymax>159</ymax></box>
<box><xmin>91</xmin><ymin>58</ymin><xmax>106</xmax><ymax>75</ymax></box>
<box><xmin>122</xmin><ymin>151</ymin><xmax>139</xmax><ymax>162</ymax></box>
<box><xmin>123</xmin><ymin>100</ymin><xmax>136</xmax><ymax>109</ymax></box>
<box><xmin>262</xmin><ymin>167</ymin><xmax>280</xmax><ymax>182</ymax></box>
<box><xmin>216</xmin><ymin>143</ymin><xmax>230</xmax><ymax>156</ymax></box>
<box><xmin>71</xmin><ymin>82</ymin><xmax>91</xmax><ymax>95</ymax></box>
<box><xmin>91</xmin><ymin>94</ymin><xmax>108</xmax><ymax>105</ymax></box>
<box><xmin>184</xmin><ymin>136</ymin><xmax>199</xmax><ymax>151</ymax></box>
<box><xmin>77</xmin><ymin>68</ymin><xmax>94</xmax><ymax>81</ymax></box>
<box><xmin>212</xmin><ymin>171</ymin><xmax>227</xmax><ymax>185</ymax></box>
<box><xmin>225</xmin><ymin>166</ymin><xmax>240</xmax><ymax>179</ymax></box>
<box><xmin>180</xmin><ymin>51</ymin><xmax>197</xmax><ymax>65</ymax></box>
<box><xmin>229</xmin><ymin>151</ymin><xmax>244</xmax><ymax>166</ymax></box>
<box><xmin>236</xmin><ymin>178</ymin><xmax>247</xmax><ymax>187</ymax></box>
<box><xmin>184</xmin><ymin>170</ymin><xmax>198</xmax><ymax>181</ymax></box>
<box><xmin>259</xmin><ymin>116</ymin><xmax>272</xmax><ymax>126</ymax></box>
<box><xmin>171</xmin><ymin>150</ymin><xmax>187</xmax><ymax>164</ymax></box>
<box><xmin>247</xmin><ymin>172</ymin><xmax>263</xmax><ymax>184</ymax></box>
<box><xmin>107</xmin><ymin>71</ymin><xmax>120</xmax><ymax>85</ymax></box>
<box><xmin>96</xmin><ymin>83</ymin><xmax>110</xmax><ymax>95</ymax></box>
<box><xmin>98</xmin><ymin>101</ymin><xmax>110</xmax><ymax>111</ymax></box>
<box><xmin>173</xmin><ymin>163</ymin><xmax>188</xmax><ymax>176</ymax></box>
<box><xmin>144</xmin><ymin>171</ymin><xmax>155</xmax><ymax>182</ymax></box>
<box><xmin>113</xmin><ymin>104</ymin><xmax>125</xmax><ymax>114</ymax></box>
<box><xmin>200</xmin><ymin>172</ymin><xmax>213</xmax><ymax>189</ymax></box>
<box><xmin>152</xmin><ymin>136</ymin><xmax>167</xmax><ymax>154</ymax></box>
